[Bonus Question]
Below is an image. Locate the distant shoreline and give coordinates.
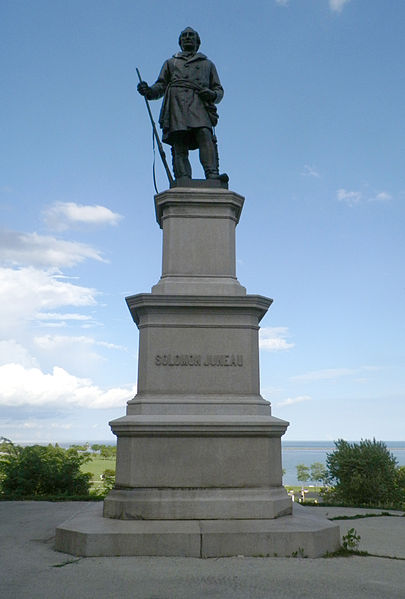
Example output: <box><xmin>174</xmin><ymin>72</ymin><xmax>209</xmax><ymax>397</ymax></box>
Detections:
<box><xmin>14</xmin><ymin>439</ymin><xmax>405</xmax><ymax>448</ymax></box>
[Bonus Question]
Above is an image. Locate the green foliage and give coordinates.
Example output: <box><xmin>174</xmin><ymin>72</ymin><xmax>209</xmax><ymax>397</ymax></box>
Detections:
<box><xmin>324</xmin><ymin>528</ymin><xmax>367</xmax><ymax>558</ymax></box>
<box><xmin>90</xmin><ymin>444</ymin><xmax>116</xmax><ymax>459</ymax></box>
<box><xmin>101</xmin><ymin>469</ymin><xmax>115</xmax><ymax>494</ymax></box>
<box><xmin>342</xmin><ymin>528</ymin><xmax>361</xmax><ymax>551</ymax></box>
<box><xmin>69</xmin><ymin>443</ymin><xmax>90</xmax><ymax>452</ymax></box>
<box><xmin>0</xmin><ymin>441</ymin><xmax>91</xmax><ymax>497</ymax></box>
<box><xmin>100</xmin><ymin>445</ymin><xmax>116</xmax><ymax>459</ymax></box>
<box><xmin>310</xmin><ymin>462</ymin><xmax>327</xmax><ymax>486</ymax></box>
<box><xmin>325</xmin><ymin>439</ymin><xmax>403</xmax><ymax>507</ymax></box>
<box><xmin>395</xmin><ymin>466</ymin><xmax>405</xmax><ymax>503</ymax></box>
<box><xmin>291</xmin><ymin>547</ymin><xmax>307</xmax><ymax>558</ymax></box>
<box><xmin>296</xmin><ymin>463</ymin><xmax>310</xmax><ymax>484</ymax></box>
<box><xmin>0</xmin><ymin>437</ymin><xmax>16</xmax><ymax>453</ymax></box>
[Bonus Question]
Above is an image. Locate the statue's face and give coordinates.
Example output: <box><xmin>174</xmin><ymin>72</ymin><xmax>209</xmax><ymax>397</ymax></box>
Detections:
<box><xmin>179</xmin><ymin>29</ymin><xmax>198</xmax><ymax>52</ymax></box>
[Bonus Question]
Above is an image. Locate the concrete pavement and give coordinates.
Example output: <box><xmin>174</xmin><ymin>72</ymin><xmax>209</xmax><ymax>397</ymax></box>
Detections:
<box><xmin>1</xmin><ymin>501</ymin><xmax>404</xmax><ymax>599</ymax></box>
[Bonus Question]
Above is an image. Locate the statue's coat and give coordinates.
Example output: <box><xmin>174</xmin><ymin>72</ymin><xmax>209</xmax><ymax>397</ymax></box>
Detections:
<box><xmin>146</xmin><ymin>52</ymin><xmax>224</xmax><ymax>145</ymax></box>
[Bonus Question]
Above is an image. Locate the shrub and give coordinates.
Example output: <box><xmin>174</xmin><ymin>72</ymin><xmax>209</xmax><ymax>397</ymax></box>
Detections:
<box><xmin>395</xmin><ymin>466</ymin><xmax>405</xmax><ymax>504</ymax></box>
<box><xmin>342</xmin><ymin>528</ymin><xmax>361</xmax><ymax>551</ymax></box>
<box><xmin>0</xmin><ymin>440</ymin><xmax>91</xmax><ymax>497</ymax></box>
<box><xmin>325</xmin><ymin>439</ymin><xmax>403</xmax><ymax>507</ymax></box>
<box><xmin>101</xmin><ymin>469</ymin><xmax>116</xmax><ymax>494</ymax></box>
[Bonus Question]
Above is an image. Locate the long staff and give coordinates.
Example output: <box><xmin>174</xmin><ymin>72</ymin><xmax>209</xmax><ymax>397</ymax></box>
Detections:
<box><xmin>136</xmin><ymin>68</ymin><xmax>174</xmax><ymax>187</ymax></box>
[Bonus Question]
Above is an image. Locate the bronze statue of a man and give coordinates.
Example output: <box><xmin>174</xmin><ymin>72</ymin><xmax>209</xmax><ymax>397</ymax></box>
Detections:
<box><xmin>137</xmin><ymin>27</ymin><xmax>226</xmax><ymax>181</ymax></box>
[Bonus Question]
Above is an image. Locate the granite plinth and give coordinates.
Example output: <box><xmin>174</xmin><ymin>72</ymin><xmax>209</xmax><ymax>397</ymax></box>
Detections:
<box><xmin>125</xmin><ymin>294</ymin><xmax>272</xmax><ymax>407</ymax></box>
<box><xmin>55</xmin><ymin>503</ymin><xmax>341</xmax><ymax>558</ymax></box>
<box><xmin>152</xmin><ymin>188</ymin><xmax>245</xmax><ymax>296</ymax></box>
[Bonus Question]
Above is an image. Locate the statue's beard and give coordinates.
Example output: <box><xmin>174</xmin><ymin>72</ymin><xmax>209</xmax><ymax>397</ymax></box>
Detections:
<box><xmin>181</xmin><ymin>44</ymin><xmax>196</xmax><ymax>54</ymax></box>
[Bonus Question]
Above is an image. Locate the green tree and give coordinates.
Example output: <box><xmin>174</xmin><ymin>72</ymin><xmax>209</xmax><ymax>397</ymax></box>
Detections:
<box><xmin>100</xmin><ymin>445</ymin><xmax>116</xmax><ymax>459</ymax></box>
<box><xmin>296</xmin><ymin>464</ymin><xmax>310</xmax><ymax>486</ymax></box>
<box><xmin>69</xmin><ymin>443</ymin><xmax>90</xmax><ymax>453</ymax></box>
<box><xmin>326</xmin><ymin>439</ymin><xmax>402</xmax><ymax>507</ymax></box>
<box><xmin>0</xmin><ymin>441</ymin><xmax>91</xmax><ymax>497</ymax></box>
<box><xmin>310</xmin><ymin>462</ymin><xmax>327</xmax><ymax>488</ymax></box>
<box><xmin>0</xmin><ymin>437</ymin><xmax>17</xmax><ymax>454</ymax></box>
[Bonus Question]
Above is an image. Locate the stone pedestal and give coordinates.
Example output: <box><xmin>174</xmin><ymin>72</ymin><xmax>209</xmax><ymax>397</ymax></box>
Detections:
<box><xmin>55</xmin><ymin>185</ymin><xmax>340</xmax><ymax>557</ymax></box>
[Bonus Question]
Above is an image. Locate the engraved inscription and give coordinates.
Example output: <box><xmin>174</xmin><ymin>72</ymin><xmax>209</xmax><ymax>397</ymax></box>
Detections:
<box><xmin>204</xmin><ymin>354</ymin><xmax>243</xmax><ymax>367</ymax></box>
<box><xmin>155</xmin><ymin>353</ymin><xmax>243</xmax><ymax>367</ymax></box>
<box><xmin>155</xmin><ymin>354</ymin><xmax>201</xmax><ymax>366</ymax></box>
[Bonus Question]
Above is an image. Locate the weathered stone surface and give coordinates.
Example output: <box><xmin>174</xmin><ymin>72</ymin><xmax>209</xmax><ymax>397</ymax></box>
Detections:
<box><xmin>103</xmin><ymin>487</ymin><xmax>292</xmax><ymax>521</ymax></box>
<box><xmin>152</xmin><ymin>187</ymin><xmax>246</xmax><ymax>296</ymax></box>
<box><xmin>125</xmin><ymin>294</ymin><xmax>272</xmax><ymax>408</ymax></box>
<box><xmin>55</xmin><ymin>503</ymin><xmax>341</xmax><ymax>558</ymax></box>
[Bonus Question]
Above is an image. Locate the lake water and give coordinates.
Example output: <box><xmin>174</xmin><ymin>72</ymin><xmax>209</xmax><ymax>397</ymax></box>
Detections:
<box><xmin>58</xmin><ymin>439</ymin><xmax>405</xmax><ymax>487</ymax></box>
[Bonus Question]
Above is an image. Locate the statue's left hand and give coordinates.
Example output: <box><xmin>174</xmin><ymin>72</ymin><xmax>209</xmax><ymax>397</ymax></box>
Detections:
<box><xmin>198</xmin><ymin>88</ymin><xmax>216</xmax><ymax>102</ymax></box>
<box><xmin>137</xmin><ymin>81</ymin><xmax>150</xmax><ymax>96</ymax></box>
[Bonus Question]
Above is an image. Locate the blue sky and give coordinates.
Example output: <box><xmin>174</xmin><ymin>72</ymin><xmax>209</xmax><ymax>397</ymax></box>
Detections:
<box><xmin>1</xmin><ymin>0</ymin><xmax>404</xmax><ymax>443</ymax></box>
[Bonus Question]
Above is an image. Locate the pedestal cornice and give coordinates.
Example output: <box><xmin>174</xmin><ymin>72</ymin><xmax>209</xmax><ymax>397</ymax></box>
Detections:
<box><xmin>154</xmin><ymin>187</ymin><xmax>244</xmax><ymax>229</ymax></box>
<box><xmin>109</xmin><ymin>414</ymin><xmax>289</xmax><ymax>437</ymax></box>
<box><xmin>126</xmin><ymin>293</ymin><xmax>273</xmax><ymax>326</ymax></box>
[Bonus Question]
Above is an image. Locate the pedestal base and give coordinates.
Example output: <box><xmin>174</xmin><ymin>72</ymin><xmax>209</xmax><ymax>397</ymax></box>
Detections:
<box><xmin>55</xmin><ymin>503</ymin><xmax>340</xmax><ymax>558</ymax></box>
<box><xmin>103</xmin><ymin>487</ymin><xmax>292</xmax><ymax>520</ymax></box>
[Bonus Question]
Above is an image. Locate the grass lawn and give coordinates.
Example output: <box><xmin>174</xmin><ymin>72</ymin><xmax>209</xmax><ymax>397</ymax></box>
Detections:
<box><xmin>81</xmin><ymin>455</ymin><xmax>116</xmax><ymax>490</ymax></box>
<box><xmin>285</xmin><ymin>485</ymin><xmax>323</xmax><ymax>503</ymax></box>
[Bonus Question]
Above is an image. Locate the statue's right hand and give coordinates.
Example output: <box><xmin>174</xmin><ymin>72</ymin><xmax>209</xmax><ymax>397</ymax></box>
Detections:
<box><xmin>137</xmin><ymin>81</ymin><xmax>150</xmax><ymax>96</ymax></box>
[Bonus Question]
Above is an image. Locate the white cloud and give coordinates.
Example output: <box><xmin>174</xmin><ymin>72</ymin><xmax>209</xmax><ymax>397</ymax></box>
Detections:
<box><xmin>292</xmin><ymin>366</ymin><xmax>378</xmax><ymax>382</ymax></box>
<box><xmin>35</xmin><ymin>312</ymin><xmax>92</xmax><ymax>321</ymax></box>
<box><xmin>329</xmin><ymin>0</ymin><xmax>351</xmax><ymax>12</ymax></box>
<box><xmin>33</xmin><ymin>334</ymin><xmax>126</xmax><ymax>353</ymax></box>
<box><xmin>302</xmin><ymin>165</ymin><xmax>320</xmax><ymax>178</ymax></box>
<box><xmin>0</xmin><ymin>363</ymin><xmax>135</xmax><ymax>409</ymax></box>
<box><xmin>337</xmin><ymin>188</ymin><xmax>362</xmax><ymax>206</ymax></box>
<box><xmin>259</xmin><ymin>327</ymin><xmax>295</xmax><ymax>351</ymax></box>
<box><xmin>0</xmin><ymin>230</ymin><xmax>104</xmax><ymax>268</ymax></box>
<box><xmin>34</xmin><ymin>312</ymin><xmax>94</xmax><ymax>325</ymax></box>
<box><xmin>337</xmin><ymin>188</ymin><xmax>392</xmax><ymax>206</ymax></box>
<box><xmin>0</xmin><ymin>267</ymin><xmax>97</xmax><ymax>335</ymax></box>
<box><xmin>276</xmin><ymin>395</ymin><xmax>312</xmax><ymax>407</ymax></box>
<box><xmin>0</xmin><ymin>417</ymin><xmax>75</xmax><ymax>441</ymax></box>
<box><xmin>31</xmin><ymin>334</ymin><xmax>127</xmax><ymax>377</ymax></box>
<box><xmin>371</xmin><ymin>191</ymin><xmax>392</xmax><ymax>202</ymax></box>
<box><xmin>0</xmin><ymin>267</ymin><xmax>97</xmax><ymax>310</ymax></box>
<box><xmin>44</xmin><ymin>202</ymin><xmax>122</xmax><ymax>231</ymax></box>
<box><xmin>275</xmin><ymin>0</ymin><xmax>351</xmax><ymax>12</ymax></box>
<box><xmin>0</xmin><ymin>340</ymin><xmax>38</xmax><ymax>368</ymax></box>
<box><xmin>34</xmin><ymin>311</ymin><xmax>102</xmax><ymax>329</ymax></box>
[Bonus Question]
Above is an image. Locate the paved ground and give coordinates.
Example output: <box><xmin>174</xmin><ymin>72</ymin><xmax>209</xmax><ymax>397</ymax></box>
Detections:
<box><xmin>1</xmin><ymin>501</ymin><xmax>404</xmax><ymax>599</ymax></box>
